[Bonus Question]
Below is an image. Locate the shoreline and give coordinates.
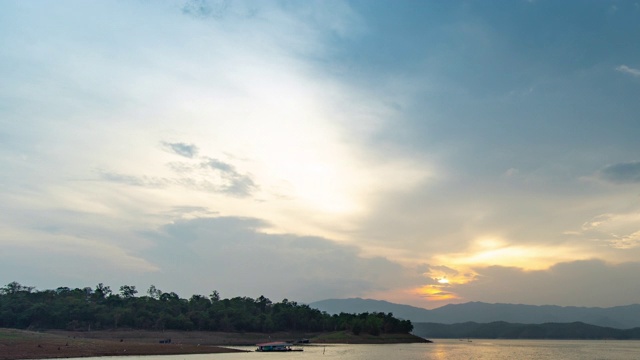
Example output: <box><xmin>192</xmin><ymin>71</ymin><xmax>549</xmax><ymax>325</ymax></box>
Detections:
<box><xmin>0</xmin><ymin>328</ymin><xmax>245</xmax><ymax>360</ymax></box>
<box><xmin>1</xmin><ymin>328</ymin><xmax>428</xmax><ymax>359</ymax></box>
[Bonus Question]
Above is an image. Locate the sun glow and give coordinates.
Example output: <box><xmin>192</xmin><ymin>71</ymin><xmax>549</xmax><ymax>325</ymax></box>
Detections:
<box><xmin>431</xmin><ymin>236</ymin><xmax>592</xmax><ymax>271</ymax></box>
<box><xmin>414</xmin><ymin>285</ymin><xmax>459</xmax><ymax>301</ymax></box>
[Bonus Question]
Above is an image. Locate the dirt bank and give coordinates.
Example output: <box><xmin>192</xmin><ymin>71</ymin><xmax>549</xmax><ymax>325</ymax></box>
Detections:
<box><xmin>0</xmin><ymin>328</ymin><xmax>245</xmax><ymax>360</ymax></box>
<box><xmin>1</xmin><ymin>327</ymin><xmax>429</xmax><ymax>359</ymax></box>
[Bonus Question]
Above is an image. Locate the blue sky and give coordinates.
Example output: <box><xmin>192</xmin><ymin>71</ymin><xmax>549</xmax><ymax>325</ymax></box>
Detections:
<box><xmin>2</xmin><ymin>0</ymin><xmax>640</xmax><ymax>309</ymax></box>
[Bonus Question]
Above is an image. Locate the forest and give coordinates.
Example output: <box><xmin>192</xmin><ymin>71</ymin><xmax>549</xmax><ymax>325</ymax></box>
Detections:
<box><xmin>0</xmin><ymin>282</ymin><xmax>413</xmax><ymax>335</ymax></box>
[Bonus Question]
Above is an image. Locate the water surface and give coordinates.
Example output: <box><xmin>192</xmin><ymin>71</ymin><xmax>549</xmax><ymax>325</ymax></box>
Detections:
<box><xmin>66</xmin><ymin>340</ymin><xmax>640</xmax><ymax>360</ymax></box>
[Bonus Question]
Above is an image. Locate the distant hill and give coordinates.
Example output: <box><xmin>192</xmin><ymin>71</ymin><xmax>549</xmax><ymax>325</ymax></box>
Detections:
<box><xmin>309</xmin><ymin>298</ymin><xmax>433</xmax><ymax>321</ymax></box>
<box><xmin>308</xmin><ymin>298</ymin><xmax>640</xmax><ymax>329</ymax></box>
<box><xmin>412</xmin><ymin>321</ymin><xmax>640</xmax><ymax>340</ymax></box>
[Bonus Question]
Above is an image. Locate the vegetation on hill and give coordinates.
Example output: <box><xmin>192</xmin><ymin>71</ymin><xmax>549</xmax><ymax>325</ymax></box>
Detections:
<box><xmin>0</xmin><ymin>282</ymin><xmax>412</xmax><ymax>336</ymax></box>
<box><xmin>311</xmin><ymin>298</ymin><xmax>640</xmax><ymax>329</ymax></box>
<box><xmin>311</xmin><ymin>330</ymin><xmax>431</xmax><ymax>343</ymax></box>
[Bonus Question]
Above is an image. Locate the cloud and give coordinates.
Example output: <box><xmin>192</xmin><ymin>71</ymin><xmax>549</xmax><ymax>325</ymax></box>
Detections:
<box><xmin>3</xmin><ymin>0</ymin><xmax>640</xmax><ymax>310</ymax></box>
<box><xmin>581</xmin><ymin>212</ymin><xmax>640</xmax><ymax>250</ymax></box>
<box><xmin>98</xmin><ymin>171</ymin><xmax>170</xmax><ymax>188</ymax></box>
<box><xmin>420</xmin><ymin>264</ymin><xmax>460</xmax><ymax>278</ymax></box>
<box><xmin>421</xmin><ymin>289</ymin><xmax>457</xmax><ymax>300</ymax></box>
<box><xmin>597</xmin><ymin>161</ymin><xmax>640</xmax><ymax>183</ymax></box>
<box><xmin>609</xmin><ymin>231</ymin><xmax>640</xmax><ymax>249</ymax></box>
<box><xmin>582</xmin><ymin>214</ymin><xmax>613</xmax><ymax>231</ymax></box>
<box><xmin>163</xmin><ymin>206</ymin><xmax>218</xmax><ymax>218</ymax></box>
<box><xmin>452</xmin><ymin>259</ymin><xmax>640</xmax><ymax>307</ymax></box>
<box><xmin>503</xmin><ymin>168</ymin><xmax>519</xmax><ymax>177</ymax></box>
<box><xmin>142</xmin><ymin>216</ymin><xmax>421</xmax><ymax>301</ymax></box>
<box><xmin>204</xmin><ymin>158</ymin><xmax>234</xmax><ymax>173</ymax></box>
<box><xmin>162</xmin><ymin>141</ymin><xmax>199</xmax><ymax>158</ymax></box>
<box><xmin>616</xmin><ymin>65</ymin><xmax>640</xmax><ymax>77</ymax></box>
<box><xmin>96</xmin><ymin>151</ymin><xmax>257</xmax><ymax>198</ymax></box>
<box><xmin>182</xmin><ymin>0</ymin><xmax>231</xmax><ymax>19</ymax></box>
<box><xmin>201</xmin><ymin>157</ymin><xmax>257</xmax><ymax>197</ymax></box>
<box><xmin>0</xmin><ymin>228</ymin><xmax>160</xmax><ymax>291</ymax></box>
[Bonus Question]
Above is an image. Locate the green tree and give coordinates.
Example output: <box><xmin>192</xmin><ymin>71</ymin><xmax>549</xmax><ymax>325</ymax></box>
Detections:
<box><xmin>147</xmin><ymin>285</ymin><xmax>162</xmax><ymax>299</ymax></box>
<box><xmin>93</xmin><ymin>283</ymin><xmax>112</xmax><ymax>300</ymax></box>
<box><xmin>119</xmin><ymin>285</ymin><xmax>138</xmax><ymax>298</ymax></box>
<box><xmin>0</xmin><ymin>283</ymin><xmax>414</xmax><ymax>335</ymax></box>
<box><xmin>1</xmin><ymin>282</ymin><xmax>34</xmax><ymax>295</ymax></box>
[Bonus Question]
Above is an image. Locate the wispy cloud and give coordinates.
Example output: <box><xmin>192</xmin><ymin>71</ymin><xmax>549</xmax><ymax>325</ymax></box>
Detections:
<box><xmin>203</xmin><ymin>158</ymin><xmax>235</xmax><ymax>173</ymax></box>
<box><xmin>98</xmin><ymin>171</ymin><xmax>170</xmax><ymax>188</ymax></box>
<box><xmin>615</xmin><ymin>65</ymin><xmax>640</xmax><ymax>77</ymax></box>
<box><xmin>164</xmin><ymin>206</ymin><xmax>218</xmax><ymax>218</ymax></box>
<box><xmin>182</xmin><ymin>0</ymin><xmax>231</xmax><ymax>19</ymax></box>
<box><xmin>609</xmin><ymin>231</ymin><xmax>640</xmax><ymax>250</ymax></box>
<box><xmin>597</xmin><ymin>161</ymin><xmax>640</xmax><ymax>183</ymax></box>
<box><xmin>200</xmin><ymin>158</ymin><xmax>257</xmax><ymax>197</ymax></box>
<box><xmin>98</xmin><ymin>162</ymin><xmax>257</xmax><ymax>198</ymax></box>
<box><xmin>201</xmin><ymin>157</ymin><xmax>256</xmax><ymax>196</ymax></box>
<box><xmin>98</xmin><ymin>149</ymin><xmax>257</xmax><ymax>198</ymax></box>
<box><xmin>580</xmin><ymin>212</ymin><xmax>640</xmax><ymax>250</ymax></box>
<box><xmin>168</xmin><ymin>156</ymin><xmax>257</xmax><ymax>197</ymax></box>
<box><xmin>162</xmin><ymin>142</ymin><xmax>199</xmax><ymax>159</ymax></box>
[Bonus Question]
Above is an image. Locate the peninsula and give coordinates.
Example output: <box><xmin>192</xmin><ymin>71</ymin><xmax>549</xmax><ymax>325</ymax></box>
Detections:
<box><xmin>0</xmin><ymin>282</ymin><xmax>426</xmax><ymax>359</ymax></box>
<box><xmin>1</xmin><ymin>328</ymin><xmax>428</xmax><ymax>359</ymax></box>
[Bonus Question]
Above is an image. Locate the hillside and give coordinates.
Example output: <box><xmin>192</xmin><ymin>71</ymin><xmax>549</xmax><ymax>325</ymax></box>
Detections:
<box><xmin>309</xmin><ymin>298</ymin><xmax>640</xmax><ymax>329</ymax></box>
<box><xmin>412</xmin><ymin>321</ymin><xmax>640</xmax><ymax>340</ymax></box>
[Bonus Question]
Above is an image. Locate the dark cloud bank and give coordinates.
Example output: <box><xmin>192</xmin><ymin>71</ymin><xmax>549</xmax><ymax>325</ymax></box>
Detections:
<box><xmin>143</xmin><ymin>216</ymin><xmax>420</xmax><ymax>302</ymax></box>
<box><xmin>453</xmin><ymin>259</ymin><xmax>640</xmax><ymax>307</ymax></box>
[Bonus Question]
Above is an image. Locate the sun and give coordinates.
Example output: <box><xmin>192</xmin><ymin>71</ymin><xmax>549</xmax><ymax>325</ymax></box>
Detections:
<box><xmin>437</xmin><ymin>278</ymin><xmax>449</xmax><ymax>284</ymax></box>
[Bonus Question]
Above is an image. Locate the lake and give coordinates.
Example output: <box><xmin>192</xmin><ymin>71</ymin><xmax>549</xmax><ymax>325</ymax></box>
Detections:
<box><xmin>69</xmin><ymin>340</ymin><xmax>640</xmax><ymax>360</ymax></box>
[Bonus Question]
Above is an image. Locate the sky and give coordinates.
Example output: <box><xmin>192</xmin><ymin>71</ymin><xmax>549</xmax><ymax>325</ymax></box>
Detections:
<box><xmin>1</xmin><ymin>0</ymin><xmax>640</xmax><ymax>310</ymax></box>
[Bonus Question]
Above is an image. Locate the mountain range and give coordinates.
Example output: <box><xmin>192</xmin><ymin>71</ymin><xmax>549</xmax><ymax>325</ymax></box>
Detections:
<box><xmin>308</xmin><ymin>298</ymin><xmax>640</xmax><ymax>329</ymax></box>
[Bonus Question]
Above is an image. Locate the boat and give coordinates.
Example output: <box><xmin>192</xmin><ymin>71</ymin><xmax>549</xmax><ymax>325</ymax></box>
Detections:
<box><xmin>256</xmin><ymin>342</ymin><xmax>303</xmax><ymax>352</ymax></box>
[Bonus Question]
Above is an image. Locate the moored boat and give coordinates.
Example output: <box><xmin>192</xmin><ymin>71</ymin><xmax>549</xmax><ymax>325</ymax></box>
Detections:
<box><xmin>256</xmin><ymin>341</ymin><xmax>303</xmax><ymax>352</ymax></box>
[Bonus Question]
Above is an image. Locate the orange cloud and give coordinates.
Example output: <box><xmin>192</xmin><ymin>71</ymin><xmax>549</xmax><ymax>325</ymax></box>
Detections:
<box><xmin>413</xmin><ymin>285</ymin><xmax>460</xmax><ymax>302</ymax></box>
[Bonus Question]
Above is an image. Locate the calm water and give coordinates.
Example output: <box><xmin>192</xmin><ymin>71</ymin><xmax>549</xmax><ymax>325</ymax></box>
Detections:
<box><xmin>64</xmin><ymin>340</ymin><xmax>640</xmax><ymax>360</ymax></box>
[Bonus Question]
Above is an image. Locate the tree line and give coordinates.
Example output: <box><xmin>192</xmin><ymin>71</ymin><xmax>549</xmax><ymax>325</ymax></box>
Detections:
<box><xmin>0</xmin><ymin>282</ymin><xmax>412</xmax><ymax>335</ymax></box>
